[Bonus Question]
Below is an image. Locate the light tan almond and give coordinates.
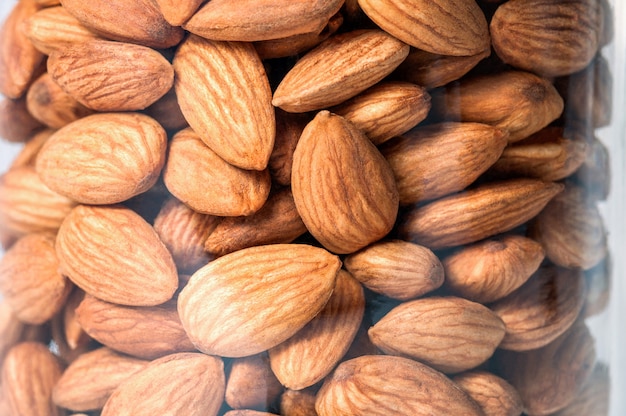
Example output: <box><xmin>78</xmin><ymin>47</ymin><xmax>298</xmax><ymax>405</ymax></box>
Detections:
<box><xmin>369</xmin><ymin>296</ymin><xmax>505</xmax><ymax>373</ymax></box>
<box><xmin>60</xmin><ymin>0</ymin><xmax>184</xmax><ymax>49</ymax></box>
<box><xmin>344</xmin><ymin>239</ymin><xmax>444</xmax><ymax>300</ymax></box>
<box><xmin>154</xmin><ymin>0</ymin><xmax>204</xmax><ymax>26</ymax></box>
<box><xmin>178</xmin><ymin>244</ymin><xmax>341</xmax><ymax>357</ymax></box>
<box><xmin>2</xmin><ymin>342</ymin><xmax>64</xmax><ymax>416</ymax></box>
<box><xmin>0</xmin><ymin>96</ymin><xmax>45</xmax><ymax>143</ymax></box>
<box><xmin>184</xmin><ymin>0</ymin><xmax>344</xmax><ymax>42</ymax></box>
<box><xmin>331</xmin><ymin>81</ymin><xmax>431</xmax><ymax>145</ymax></box>
<box><xmin>173</xmin><ymin>35</ymin><xmax>275</xmax><ymax>171</ymax></box>
<box><xmin>291</xmin><ymin>111</ymin><xmax>399</xmax><ymax>254</ymax></box>
<box><xmin>272</xmin><ymin>30</ymin><xmax>410</xmax><ymax>113</ymax></box>
<box><xmin>8</xmin><ymin>129</ymin><xmax>54</xmax><ymax>170</ymax></box>
<box><xmin>280</xmin><ymin>388</ymin><xmax>318</xmax><ymax>416</ymax></box>
<box><xmin>552</xmin><ymin>362</ymin><xmax>610</xmax><ymax>416</ymax></box>
<box><xmin>357</xmin><ymin>0</ymin><xmax>490</xmax><ymax>56</ymax></box>
<box><xmin>22</xmin><ymin>5</ymin><xmax>102</xmax><ymax>55</ymax></box>
<box><xmin>52</xmin><ymin>347</ymin><xmax>148</xmax><ymax>412</ymax></box>
<box><xmin>269</xmin><ymin>270</ymin><xmax>365</xmax><ymax>390</ymax></box>
<box><xmin>268</xmin><ymin>110</ymin><xmax>310</xmax><ymax>186</ymax></box>
<box><xmin>101</xmin><ymin>353</ymin><xmax>225</xmax><ymax>416</ymax></box>
<box><xmin>443</xmin><ymin>235</ymin><xmax>545</xmax><ymax>304</ymax></box>
<box><xmin>163</xmin><ymin>127</ymin><xmax>271</xmax><ymax>216</ymax></box>
<box><xmin>453</xmin><ymin>371</ymin><xmax>523</xmax><ymax>416</ymax></box>
<box><xmin>315</xmin><ymin>355</ymin><xmax>484</xmax><ymax>415</ymax></box>
<box><xmin>381</xmin><ymin>122</ymin><xmax>508</xmax><ymax>205</ymax></box>
<box><xmin>204</xmin><ymin>187</ymin><xmax>307</xmax><ymax>257</ymax></box>
<box><xmin>47</xmin><ymin>40</ymin><xmax>174</xmax><ymax>112</ymax></box>
<box><xmin>75</xmin><ymin>295</ymin><xmax>197</xmax><ymax>360</ymax></box>
<box><xmin>225</xmin><ymin>353</ymin><xmax>283</xmax><ymax>411</ymax></box>
<box><xmin>490</xmin><ymin>266</ymin><xmax>586</xmax><ymax>351</ymax></box>
<box><xmin>55</xmin><ymin>204</ymin><xmax>178</xmax><ymax>306</ymax></box>
<box><xmin>35</xmin><ymin>113</ymin><xmax>167</xmax><ymax>205</ymax></box>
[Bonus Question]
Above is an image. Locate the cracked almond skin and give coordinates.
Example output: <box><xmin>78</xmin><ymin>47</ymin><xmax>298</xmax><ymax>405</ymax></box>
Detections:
<box><xmin>368</xmin><ymin>296</ymin><xmax>506</xmax><ymax>373</ymax></box>
<box><xmin>225</xmin><ymin>353</ymin><xmax>283</xmax><ymax>411</ymax></box>
<box><xmin>453</xmin><ymin>371</ymin><xmax>523</xmax><ymax>416</ymax></box>
<box><xmin>398</xmin><ymin>179</ymin><xmax>564</xmax><ymax>250</ymax></box>
<box><xmin>173</xmin><ymin>35</ymin><xmax>275</xmax><ymax>171</ymax></box>
<box><xmin>272</xmin><ymin>30</ymin><xmax>410</xmax><ymax>113</ymax></box>
<box><xmin>101</xmin><ymin>353</ymin><xmax>225</xmax><ymax>416</ymax></box>
<box><xmin>357</xmin><ymin>0</ymin><xmax>490</xmax><ymax>56</ymax></box>
<box><xmin>291</xmin><ymin>111</ymin><xmax>399</xmax><ymax>254</ymax></box>
<box><xmin>315</xmin><ymin>355</ymin><xmax>484</xmax><ymax>415</ymax></box>
<box><xmin>55</xmin><ymin>204</ymin><xmax>178</xmax><ymax>307</ymax></box>
<box><xmin>178</xmin><ymin>244</ymin><xmax>341</xmax><ymax>358</ymax></box>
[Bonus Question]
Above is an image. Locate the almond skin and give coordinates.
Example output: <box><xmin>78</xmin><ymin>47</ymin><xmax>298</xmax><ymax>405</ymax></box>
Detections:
<box><xmin>55</xmin><ymin>204</ymin><xmax>178</xmax><ymax>307</ymax></box>
<box><xmin>552</xmin><ymin>363</ymin><xmax>609</xmax><ymax>416</ymax></box>
<box><xmin>35</xmin><ymin>113</ymin><xmax>167</xmax><ymax>205</ymax></box>
<box><xmin>268</xmin><ymin>110</ymin><xmax>310</xmax><ymax>187</ymax></box>
<box><xmin>153</xmin><ymin>0</ymin><xmax>204</xmax><ymax>26</ymax></box>
<box><xmin>280</xmin><ymin>388</ymin><xmax>318</xmax><ymax>416</ymax></box>
<box><xmin>291</xmin><ymin>111</ymin><xmax>399</xmax><ymax>254</ymax></box>
<box><xmin>0</xmin><ymin>96</ymin><xmax>45</xmax><ymax>143</ymax></box>
<box><xmin>225</xmin><ymin>353</ymin><xmax>283</xmax><ymax>411</ymax></box>
<box><xmin>178</xmin><ymin>244</ymin><xmax>340</xmax><ymax>358</ymax></box>
<box><xmin>452</xmin><ymin>371</ymin><xmax>524</xmax><ymax>416</ymax></box>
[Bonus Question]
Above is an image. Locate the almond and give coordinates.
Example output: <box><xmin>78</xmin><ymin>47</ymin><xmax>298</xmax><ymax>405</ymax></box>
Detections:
<box><xmin>368</xmin><ymin>296</ymin><xmax>505</xmax><ymax>373</ymax></box>
<box><xmin>272</xmin><ymin>30</ymin><xmax>410</xmax><ymax>113</ymax></box>
<box><xmin>163</xmin><ymin>127</ymin><xmax>271</xmax><ymax>216</ymax></box>
<box><xmin>552</xmin><ymin>362</ymin><xmax>609</xmax><ymax>416</ymax></box>
<box><xmin>225</xmin><ymin>353</ymin><xmax>283</xmax><ymax>411</ymax></box>
<box><xmin>291</xmin><ymin>111</ymin><xmax>399</xmax><ymax>254</ymax></box>
<box><xmin>177</xmin><ymin>244</ymin><xmax>341</xmax><ymax>357</ymax></box>
<box><xmin>142</xmin><ymin>87</ymin><xmax>188</xmax><ymax>132</ymax></box>
<box><xmin>572</xmin><ymin>135</ymin><xmax>611</xmax><ymax>202</ymax></box>
<box><xmin>344</xmin><ymin>239</ymin><xmax>444</xmax><ymax>301</ymax></box>
<box><xmin>358</xmin><ymin>0</ymin><xmax>490</xmax><ymax>56</ymax></box>
<box><xmin>280</xmin><ymin>388</ymin><xmax>318</xmax><ymax>416</ymax></box>
<box><xmin>268</xmin><ymin>110</ymin><xmax>310</xmax><ymax>187</ymax></box>
<box><xmin>173</xmin><ymin>35</ymin><xmax>275</xmax><ymax>171</ymax></box>
<box><xmin>8</xmin><ymin>129</ymin><xmax>53</xmax><ymax>170</ymax></box>
<box><xmin>0</xmin><ymin>302</ymin><xmax>32</xmax><ymax>363</ymax></box>
<box><xmin>101</xmin><ymin>352</ymin><xmax>225</xmax><ymax>416</ymax></box>
<box><xmin>153</xmin><ymin>0</ymin><xmax>204</xmax><ymax>26</ymax></box>
<box><xmin>0</xmin><ymin>96</ymin><xmax>45</xmax><ymax>143</ymax></box>
<box><xmin>315</xmin><ymin>355</ymin><xmax>484</xmax><ymax>415</ymax></box>
<box><xmin>452</xmin><ymin>370</ymin><xmax>523</xmax><ymax>416</ymax></box>
<box><xmin>35</xmin><ymin>113</ymin><xmax>167</xmax><ymax>205</ymax></box>
<box><xmin>55</xmin><ymin>204</ymin><xmax>178</xmax><ymax>306</ymax></box>
<box><xmin>582</xmin><ymin>254</ymin><xmax>611</xmax><ymax>318</ymax></box>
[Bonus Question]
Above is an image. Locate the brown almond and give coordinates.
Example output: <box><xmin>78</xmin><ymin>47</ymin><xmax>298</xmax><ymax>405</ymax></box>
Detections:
<box><xmin>452</xmin><ymin>370</ymin><xmax>523</xmax><ymax>416</ymax></box>
<box><xmin>344</xmin><ymin>239</ymin><xmax>444</xmax><ymax>301</ymax></box>
<box><xmin>315</xmin><ymin>355</ymin><xmax>484</xmax><ymax>415</ymax></box>
<box><xmin>268</xmin><ymin>110</ymin><xmax>310</xmax><ymax>187</ymax></box>
<box><xmin>55</xmin><ymin>204</ymin><xmax>178</xmax><ymax>306</ymax></box>
<box><xmin>163</xmin><ymin>127</ymin><xmax>271</xmax><ymax>216</ymax></box>
<box><xmin>142</xmin><ymin>87</ymin><xmax>188</xmax><ymax>132</ymax></box>
<box><xmin>154</xmin><ymin>0</ymin><xmax>204</xmax><ymax>26</ymax></box>
<box><xmin>177</xmin><ymin>244</ymin><xmax>341</xmax><ymax>357</ymax></box>
<box><xmin>272</xmin><ymin>30</ymin><xmax>410</xmax><ymax>113</ymax></box>
<box><xmin>225</xmin><ymin>353</ymin><xmax>283</xmax><ymax>411</ymax></box>
<box><xmin>0</xmin><ymin>96</ymin><xmax>45</xmax><ymax>143</ymax></box>
<box><xmin>291</xmin><ymin>111</ymin><xmax>399</xmax><ymax>254</ymax></box>
<box><xmin>398</xmin><ymin>179</ymin><xmax>563</xmax><ymax>250</ymax></box>
<box><xmin>280</xmin><ymin>388</ymin><xmax>318</xmax><ymax>416</ymax></box>
<box><xmin>50</xmin><ymin>288</ymin><xmax>94</xmax><ymax>364</ymax></box>
<box><xmin>47</xmin><ymin>40</ymin><xmax>174</xmax><ymax>112</ymax></box>
<box><xmin>369</xmin><ymin>296</ymin><xmax>505</xmax><ymax>373</ymax></box>
<box><xmin>101</xmin><ymin>353</ymin><xmax>225</xmax><ymax>416</ymax></box>
<box><xmin>552</xmin><ymin>363</ymin><xmax>610</xmax><ymax>416</ymax></box>
<box><xmin>173</xmin><ymin>35</ymin><xmax>275</xmax><ymax>171</ymax></box>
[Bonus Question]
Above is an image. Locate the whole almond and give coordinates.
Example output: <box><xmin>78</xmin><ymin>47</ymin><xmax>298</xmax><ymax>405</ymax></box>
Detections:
<box><xmin>344</xmin><ymin>239</ymin><xmax>444</xmax><ymax>301</ymax></box>
<box><xmin>8</xmin><ymin>129</ymin><xmax>54</xmax><ymax>170</ymax></box>
<box><xmin>35</xmin><ymin>113</ymin><xmax>167</xmax><ymax>205</ymax></box>
<box><xmin>291</xmin><ymin>111</ymin><xmax>399</xmax><ymax>254</ymax></box>
<box><xmin>0</xmin><ymin>96</ymin><xmax>45</xmax><ymax>143</ymax></box>
<box><xmin>142</xmin><ymin>87</ymin><xmax>189</xmax><ymax>132</ymax></box>
<box><xmin>225</xmin><ymin>353</ymin><xmax>283</xmax><ymax>411</ymax></box>
<box><xmin>75</xmin><ymin>295</ymin><xmax>197</xmax><ymax>360</ymax></box>
<box><xmin>153</xmin><ymin>0</ymin><xmax>204</xmax><ymax>26</ymax></box>
<box><xmin>47</xmin><ymin>40</ymin><xmax>174</xmax><ymax>112</ymax></box>
<box><xmin>357</xmin><ymin>0</ymin><xmax>490</xmax><ymax>56</ymax></box>
<box><xmin>315</xmin><ymin>355</ymin><xmax>484</xmax><ymax>415</ymax></box>
<box><xmin>268</xmin><ymin>110</ymin><xmax>310</xmax><ymax>187</ymax></box>
<box><xmin>50</xmin><ymin>288</ymin><xmax>93</xmax><ymax>364</ymax></box>
<box><xmin>280</xmin><ymin>388</ymin><xmax>318</xmax><ymax>416</ymax></box>
<box><xmin>178</xmin><ymin>244</ymin><xmax>341</xmax><ymax>357</ymax></box>
<box><xmin>55</xmin><ymin>204</ymin><xmax>178</xmax><ymax>306</ymax></box>
<box><xmin>101</xmin><ymin>353</ymin><xmax>225</xmax><ymax>416</ymax></box>
<box><xmin>0</xmin><ymin>302</ymin><xmax>33</xmax><ymax>363</ymax></box>
<box><xmin>398</xmin><ymin>179</ymin><xmax>564</xmax><ymax>250</ymax></box>
<box><xmin>368</xmin><ymin>296</ymin><xmax>505</xmax><ymax>373</ymax></box>
<box><xmin>443</xmin><ymin>235</ymin><xmax>545</xmax><ymax>304</ymax></box>
<box><xmin>272</xmin><ymin>30</ymin><xmax>410</xmax><ymax>113</ymax></box>
<box><xmin>269</xmin><ymin>270</ymin><xmax>365</xmax><ymax>390</ymax></box>
<box><xmin>184</xmin><ymin>0</ymin><xmax>344</xmax><ymax>42</ymax></box>
<box><xmin>163</xmin><ymin>127</ymin><xmax>271</xmax><ymax>216</ymax></box>
<box><xmin>173</xmin><ymin>35</ymin><xmax>275</xmax><ymax>171</ymax></box>
<box><xmin>452</xmin><ymin>370</ymin><xmax>523</xmax><ymax>416</ymax></box>
<box><xmin>380</xmin><ymin>122</ymin><xmax>508</xmax><ymax>205</ymax></box>
<box><xmin>52</xmin><ymin>347</ymin><xmax>148</xmax><ymax>412</ymax></box>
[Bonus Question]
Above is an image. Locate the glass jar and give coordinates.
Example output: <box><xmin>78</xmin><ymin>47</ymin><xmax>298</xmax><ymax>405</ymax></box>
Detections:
<box><xmin>0</xmin><ymin>1</ymin><xmax>623</xmax><ymax>415</ymax></box>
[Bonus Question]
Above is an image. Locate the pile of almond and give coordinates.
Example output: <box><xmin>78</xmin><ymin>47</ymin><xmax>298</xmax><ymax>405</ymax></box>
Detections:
<box><xmin>0</xmin><ymin>0</ymin><xmax>614</xmax><ymax>415</ymax></box>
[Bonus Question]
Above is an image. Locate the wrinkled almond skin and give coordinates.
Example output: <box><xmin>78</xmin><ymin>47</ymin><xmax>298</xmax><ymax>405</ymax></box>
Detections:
<box><xmin>52</xmin><ymin>347</ymin><xmax>149</xmax><ymax>412</ymax></box>
<box><xmin>225</xmin><ymin>353</ymin><xmax>283</xmax><ymax>411</ymax></box>
<box><xmin>163</xmin><ymin>127</ymin><xmax>271</xmax><ymax>216</ymax></box>
<box><xmin>369</xmin><ymin>296</ymin><xmax>506</xmax><ymax>373</ymax></box>
<box><xmin>101</xmin><ymin>353</ymin><xmax>225</xmax><ymax>416</ymax></box>
<box><xmin>315</xmin><ymin>355</ymin><xmax>484</xmax><ymax>415</ymax></box>
<box><xmin>36</xmin><ymin>113</ymin><xmax>167</xmax><ymax>205</ymax></box>
<box><xmin>291</xmin><ymin>111</ymin><xmax>399</xmax><ymax>254</ymax></box>
<box><xmin>47</xmin><ymin>40</ymin><xmax>174</xmax><ymax>112</ymax></box>
<box><xmin>272</xmin><ymin>30</ymin><xmax>410</xmax><ymax>113</ymax></box>
<box><xmin>178</xmin><ymin>244</ymin><xmax>341</xmax><ymax>357</ymax></box>
<box><xmin>56</xmin><ymin>204</ymin><xmax>178</xmax><ymax>306</ymax></box>
<box><xmin>173</xmin><ymin>35</ymin><xmax>275</xmax><ymax>171</ymax></box>
<box><xmin>453</xmin><ymin>371</ymin><xmax>523</xmax><ymax>416</ymax></box>
<box><xmin>0</xmin><ymin>96</ymin><xmax>45</xmax><ymax>143</ymax></box>
<box><xmin>344</xmin><ymin>239</ymin><xmax>444</xmax><ymax>300</ymax></box>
